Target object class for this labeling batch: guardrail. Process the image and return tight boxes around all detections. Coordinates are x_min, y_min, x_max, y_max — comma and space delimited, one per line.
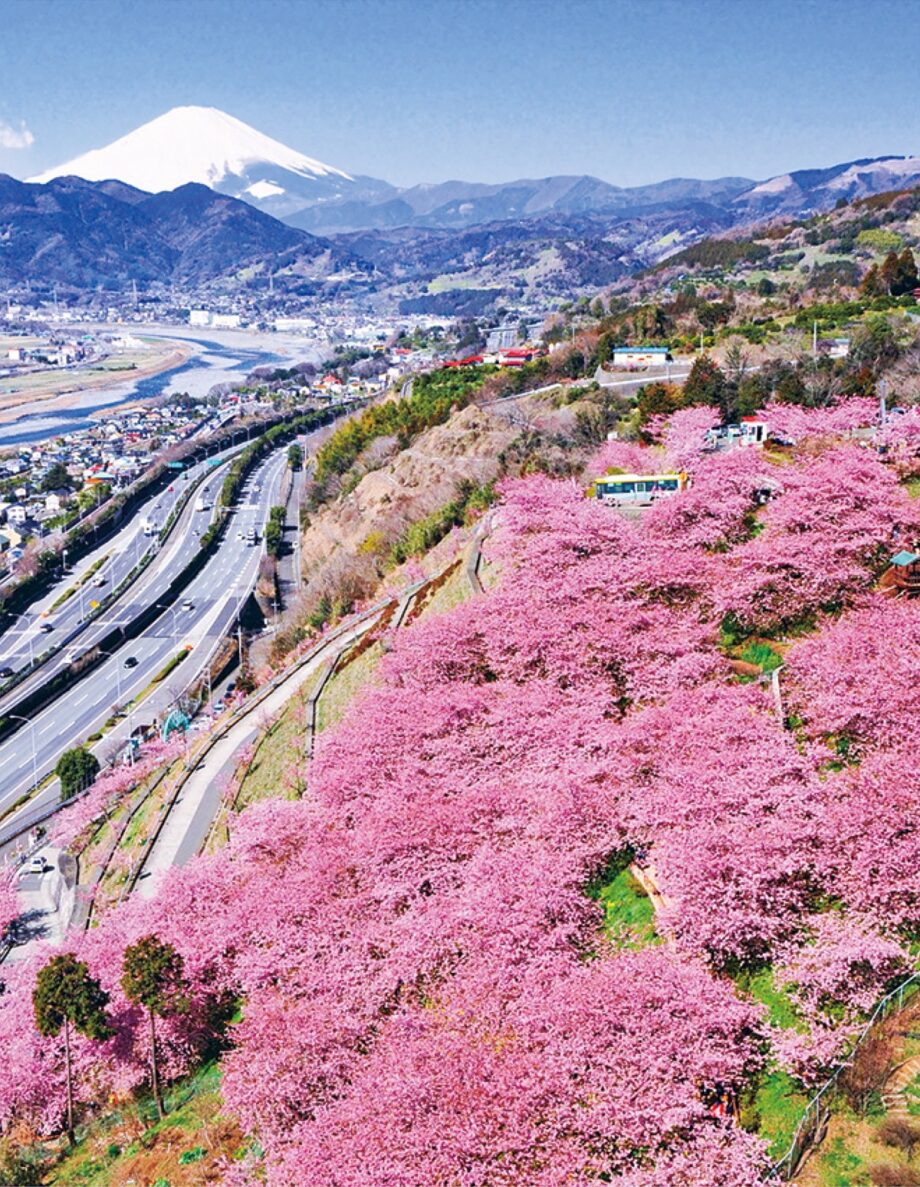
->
0, 460, 224, 720
768, 971, 920, 1179
123, 593, 400, 896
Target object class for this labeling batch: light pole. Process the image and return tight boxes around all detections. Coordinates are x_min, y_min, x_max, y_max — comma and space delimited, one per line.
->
9, 714, 39, 791
9, 611, 35, 670
97, 648, 123, 704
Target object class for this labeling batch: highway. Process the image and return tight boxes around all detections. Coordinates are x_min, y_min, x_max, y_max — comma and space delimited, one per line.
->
0, 445, 289, 831
0, 444, 245, 691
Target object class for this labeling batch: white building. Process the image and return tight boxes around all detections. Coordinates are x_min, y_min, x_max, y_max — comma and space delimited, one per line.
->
610, 345, 672, 368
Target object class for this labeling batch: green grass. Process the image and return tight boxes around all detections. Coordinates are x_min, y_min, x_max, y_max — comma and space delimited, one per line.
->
739, 641, 784, 673
742, 1068, 809, 1161
905, 1073, 920, 1116
736, 968, 810, 1162
149, 649, 188, 685
812, 1135, 864, 1187
905, 476, 920, 499
316, 642, 384, 734
49, 584, 78, 611
743, 967, 804, 1031
413, 562, 473, 621
235, 690, 317, 808
595, 867, 658, 950
46, 1061, 227, 1186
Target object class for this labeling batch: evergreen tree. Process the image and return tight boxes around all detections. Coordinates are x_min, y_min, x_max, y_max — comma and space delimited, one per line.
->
121, 936, 188, 1119
682, 355, 726, 411
636, 382, 682, 424
859, 263, 883, 297
55, 747, 100, 801
33, 954, 111, 1144
40, 462, 73, 493
896, 248, 918, 296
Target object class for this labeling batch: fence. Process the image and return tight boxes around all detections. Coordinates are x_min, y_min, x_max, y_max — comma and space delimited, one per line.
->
768, 971, 920, 1179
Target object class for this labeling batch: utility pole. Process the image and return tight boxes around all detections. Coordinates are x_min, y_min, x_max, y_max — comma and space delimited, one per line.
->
879, 378, 889, 427
9, 715, 39, 790
813, 320, 818, 356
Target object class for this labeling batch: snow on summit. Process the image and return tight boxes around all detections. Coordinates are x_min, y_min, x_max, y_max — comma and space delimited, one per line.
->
29, 105, 353, 195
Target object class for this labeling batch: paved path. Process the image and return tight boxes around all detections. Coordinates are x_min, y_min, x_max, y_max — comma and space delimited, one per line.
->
5, 845, 76, 962
136, 607, 390, 895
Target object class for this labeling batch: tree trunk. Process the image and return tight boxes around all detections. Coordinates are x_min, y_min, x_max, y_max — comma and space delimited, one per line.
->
149, 1008, 164, 1119
64, 1020, 75, 1146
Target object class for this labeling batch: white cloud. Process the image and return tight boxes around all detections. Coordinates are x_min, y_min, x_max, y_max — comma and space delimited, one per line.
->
0, 120, 34, 150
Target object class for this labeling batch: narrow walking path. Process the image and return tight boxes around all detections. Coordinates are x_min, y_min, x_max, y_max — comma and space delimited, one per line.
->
136, 605, 390, 894
882, 1054, 920, 1119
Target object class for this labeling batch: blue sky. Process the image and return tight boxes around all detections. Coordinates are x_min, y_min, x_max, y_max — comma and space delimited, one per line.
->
1, 0, 918, 188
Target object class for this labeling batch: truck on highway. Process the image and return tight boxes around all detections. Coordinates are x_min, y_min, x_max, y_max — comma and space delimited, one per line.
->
141, 516, 157, 536
195, 494, 212, 513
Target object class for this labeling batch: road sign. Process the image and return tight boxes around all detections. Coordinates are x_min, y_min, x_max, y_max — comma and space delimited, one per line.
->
166, 461, 185, 470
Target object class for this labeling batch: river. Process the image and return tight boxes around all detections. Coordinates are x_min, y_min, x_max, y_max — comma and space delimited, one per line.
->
0, 326, 322, 447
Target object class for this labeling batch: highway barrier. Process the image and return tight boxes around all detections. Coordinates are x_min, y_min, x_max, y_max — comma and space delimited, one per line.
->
0, 406, 352, 754
0, 403, 347, 629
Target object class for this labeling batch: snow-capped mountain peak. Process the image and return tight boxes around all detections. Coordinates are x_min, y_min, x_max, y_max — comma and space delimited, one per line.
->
29, 105, 354, 206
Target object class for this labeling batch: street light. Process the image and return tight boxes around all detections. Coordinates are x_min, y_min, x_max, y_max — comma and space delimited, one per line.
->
97, 648, 138, 766
97, 648, 123, 704
8, 611, 35, 670
8, 713, 39, 791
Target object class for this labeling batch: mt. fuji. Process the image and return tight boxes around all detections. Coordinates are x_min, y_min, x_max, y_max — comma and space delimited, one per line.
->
29, 106, 393, 219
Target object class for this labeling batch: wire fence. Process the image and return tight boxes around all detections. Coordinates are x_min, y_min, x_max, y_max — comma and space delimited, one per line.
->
768, 971, 920, 1179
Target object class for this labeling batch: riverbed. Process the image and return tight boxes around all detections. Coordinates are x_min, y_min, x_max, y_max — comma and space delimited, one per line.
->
0, 325, 323, 447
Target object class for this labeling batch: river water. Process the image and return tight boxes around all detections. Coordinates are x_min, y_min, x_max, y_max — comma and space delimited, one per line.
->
0, 328, 320, 447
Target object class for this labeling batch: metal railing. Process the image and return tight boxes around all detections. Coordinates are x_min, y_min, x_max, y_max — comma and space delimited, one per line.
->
768, 971, 920, 1179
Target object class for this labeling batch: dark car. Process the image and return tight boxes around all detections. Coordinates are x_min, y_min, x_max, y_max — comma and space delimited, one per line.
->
0, 666, 14, 678
123, 656, 139, 669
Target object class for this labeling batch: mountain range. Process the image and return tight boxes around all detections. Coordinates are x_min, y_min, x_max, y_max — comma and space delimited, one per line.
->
0, 172, 371, 293
8, 106, 920, 308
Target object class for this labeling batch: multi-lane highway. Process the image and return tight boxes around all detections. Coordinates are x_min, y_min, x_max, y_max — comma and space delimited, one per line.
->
0, 445, 244, 690
0, 444, 289, 831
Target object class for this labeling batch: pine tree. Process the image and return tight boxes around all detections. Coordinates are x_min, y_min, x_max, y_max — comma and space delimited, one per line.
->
33, 954, 112, 1145
896, 248, 918, 296
860, 263, 883, 297
121, 936, 188, 1119
879, 250, 901, 295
